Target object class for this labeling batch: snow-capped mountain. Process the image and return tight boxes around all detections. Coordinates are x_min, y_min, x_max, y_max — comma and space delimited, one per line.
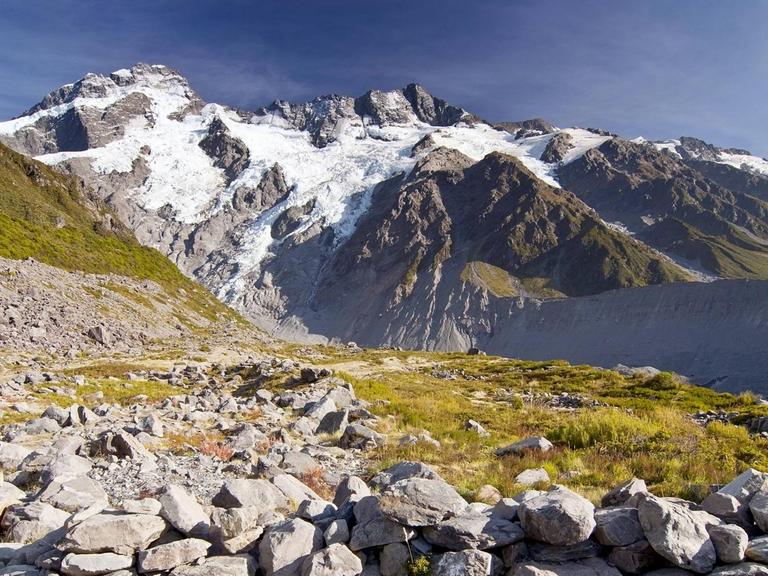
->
2, 63, 768, 353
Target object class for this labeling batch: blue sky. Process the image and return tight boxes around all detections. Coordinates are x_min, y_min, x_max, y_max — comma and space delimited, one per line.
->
2, 0, 767, 155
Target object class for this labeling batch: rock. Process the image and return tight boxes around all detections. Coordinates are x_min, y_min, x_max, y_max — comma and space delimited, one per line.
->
0, 442, 32, 470
423, 511, 525, 550
496, 436, 553, 457
710, 563, 768, 575
97, 431, 155, 462
349, 496, 415, 551
38, 476, 108, 513
297, 499, 337, 524
701, 492, 751, 528
0, 566, 41, 576
87, 326, 110, 346
432, 550, 503, 576
334, 476, 371, 507
1, 502, 70, 543
515, 468, 550, 485
750, 490, 768, 531
593, 506, 643, 546
158, 484, 210, 537
137, 538, 211, 573
120, 499, 162, 515
170, 555, 256, 576
379, 543, 408, 576
518, 486, 596, 546
273, 473, 321, 503
339, 424, 383, 451
465, 419, 490, 437
281, 451, 320, 477
637, 494, 716, 573
379, 477, 467, 526
370, 461, 444, 490
316, 410, 349, 435
213, 478, 288, 509
476, 484, 502, 504
300, 543, 362, 576
259, 518, 323, 576
0, 482, 26, 515
210, 507, 263, 540
602, 478, 648, 507
607, 539, 664, 574
59, 513, 167, 555
493, 498, 520, 520
708, 524, 747, 564
527, 540, 601, 563
513, 557, 622, 576
60, 552, 133, 576
746, 535, 768, 563
718, 468, 768, 504
324, 519, 350, 545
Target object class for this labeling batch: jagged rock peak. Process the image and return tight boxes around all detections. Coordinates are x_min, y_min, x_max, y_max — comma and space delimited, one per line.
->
22, 63, 197, 116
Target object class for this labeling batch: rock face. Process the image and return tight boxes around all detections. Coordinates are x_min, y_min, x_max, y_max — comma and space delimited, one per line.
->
518, 486, 596, 546
60, 513, 167, 555
378, 478, 467, 526
637, 494, 717, 573
259, 518, 323, 576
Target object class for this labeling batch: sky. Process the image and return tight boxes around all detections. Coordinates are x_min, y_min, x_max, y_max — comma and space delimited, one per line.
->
2, 0, 767, 155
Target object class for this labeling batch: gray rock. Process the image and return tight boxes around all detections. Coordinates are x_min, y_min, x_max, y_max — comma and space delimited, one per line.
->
432, 550, 503, 576
527, 540, 601, 563
349, 496, 415, 551
339, 424, 383, 451
300, 543, 362, 576
210, 506, 263, 540
213, 478, 288, 509
708, 524, 747, 564
60, 552, 133, 576
718, 468, 768, 504
602, 478, 648, 507
0, 482, 26, 514
701, 492, 752, 528
0, 442, 32, 470
370, 461, 444, 490
158, 484, 210, 537
281, 451, 320, 476
746, 535, 768, 563
378, 477, 467, 526
297, 499, 337, 523
496, 436, 553, 457
324, 519, 350, 545
1, 502, 70, 543
750, 490, 768, 531
0, 567, 41, 576
513, 557, 622, 576
518, 486, 596, 546
259, 518, 323, 576
273, 473, 321, 503
637, 494, 716, 573
593, 506, 643, 546
334, 476, 371, 507
465, 419, 490, 437
492, 498, 520, 521
39, 476, 108, 513
170, 555, 256, 576
607, 539, 664, 574
379, 543, 408, 576
515, 468, 550, 486
710, 563, 768, 575
59, 513, 167, 555
423, 511, 524, 550
316, 410, 349, 435
136, 538, 211, 573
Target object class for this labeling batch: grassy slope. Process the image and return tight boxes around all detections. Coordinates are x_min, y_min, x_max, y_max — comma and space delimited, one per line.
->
0, 143, 241, 323
286, 345, 768, 502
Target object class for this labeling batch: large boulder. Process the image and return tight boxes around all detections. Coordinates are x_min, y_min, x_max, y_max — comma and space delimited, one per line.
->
169, 555, 256, 576
300, 543, 362, 576
378, 478, 467, 526
593, 506, 644, 546
518, 486, 596, 546
59, 513, 167, 555
432, 550, 503, 576
60, 552, 133, 576
750, 490, 768, 531
349, 496, 415, 551
718, 468, 768, 504
259, 518, 323, 576
607, 539, 664, 574
1, 502, 70, 543
514, 557, 622, 576
746, 536, 768, 563
602, 478, 648, 507
38, 477, 108, 513
158, 484, 210, 537
423, 511, 524, 550
370, 461, 443, 490
710, 563, 768, 575
212, 479, 288, 509
339, 424, 383, 451
137, 538, 211, 573
637, 494, 716, 573
708, 524, 747, 564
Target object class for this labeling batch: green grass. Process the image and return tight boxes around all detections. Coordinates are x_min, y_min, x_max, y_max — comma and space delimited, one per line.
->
0, 143, 243, 325
33, 378, 185, 407
283, 349, 768, 502
461, 261, 518, 297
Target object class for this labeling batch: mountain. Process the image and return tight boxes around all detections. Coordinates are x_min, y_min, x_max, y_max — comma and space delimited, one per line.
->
1, 63, 767, 389
0, 140, 245, 353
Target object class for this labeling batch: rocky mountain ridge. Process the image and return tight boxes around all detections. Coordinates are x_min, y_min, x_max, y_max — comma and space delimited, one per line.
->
2, 64, 768, 389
